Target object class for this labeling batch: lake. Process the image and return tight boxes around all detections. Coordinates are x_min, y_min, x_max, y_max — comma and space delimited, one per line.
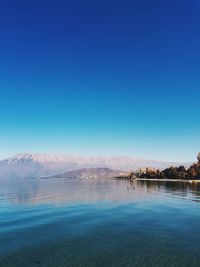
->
0, 178, 200, 267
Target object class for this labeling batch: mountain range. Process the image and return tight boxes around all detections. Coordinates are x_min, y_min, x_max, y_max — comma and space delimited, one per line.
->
0, 153, 191, 179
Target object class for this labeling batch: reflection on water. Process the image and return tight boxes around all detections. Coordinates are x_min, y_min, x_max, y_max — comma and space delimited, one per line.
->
0, 178, 200, 266
1, 178, 200, 205
134, 180, 200, 202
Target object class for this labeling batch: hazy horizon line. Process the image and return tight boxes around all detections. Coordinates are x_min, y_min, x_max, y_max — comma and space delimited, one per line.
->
0, 151, 195, 163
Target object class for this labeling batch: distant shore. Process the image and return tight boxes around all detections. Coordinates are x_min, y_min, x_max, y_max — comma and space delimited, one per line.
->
116, 153, 200, 182
134, 178, 200, 183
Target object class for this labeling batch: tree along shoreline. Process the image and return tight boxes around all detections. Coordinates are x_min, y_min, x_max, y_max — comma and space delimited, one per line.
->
116, 153, 200, 181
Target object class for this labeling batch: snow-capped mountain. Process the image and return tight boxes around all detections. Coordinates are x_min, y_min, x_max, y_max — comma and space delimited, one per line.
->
0, 153, 190, 179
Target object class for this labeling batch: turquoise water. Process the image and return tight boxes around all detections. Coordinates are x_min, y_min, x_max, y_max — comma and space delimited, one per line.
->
0, 178, 200, 267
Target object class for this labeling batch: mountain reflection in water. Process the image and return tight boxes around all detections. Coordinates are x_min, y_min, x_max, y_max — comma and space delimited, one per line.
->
1, 178, 200, 205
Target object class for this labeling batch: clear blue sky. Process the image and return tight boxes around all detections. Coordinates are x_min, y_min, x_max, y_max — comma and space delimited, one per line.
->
0, 0, 200, 161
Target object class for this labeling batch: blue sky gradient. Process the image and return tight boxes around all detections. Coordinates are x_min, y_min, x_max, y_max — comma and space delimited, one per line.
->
0, 0, 200, 161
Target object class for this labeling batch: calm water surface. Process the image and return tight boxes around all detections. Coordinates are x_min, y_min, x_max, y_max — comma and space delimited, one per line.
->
0, 178, 200, 267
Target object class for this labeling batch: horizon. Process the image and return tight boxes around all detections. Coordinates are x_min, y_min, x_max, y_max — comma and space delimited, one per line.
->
0, 151, 197, 163
0, 0, 200, 162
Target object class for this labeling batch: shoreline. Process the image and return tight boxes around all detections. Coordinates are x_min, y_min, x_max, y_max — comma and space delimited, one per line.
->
134, 178, 200, 183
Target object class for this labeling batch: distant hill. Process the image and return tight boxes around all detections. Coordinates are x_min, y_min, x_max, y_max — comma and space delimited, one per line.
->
46, 168, 126, 179
0, 153, 192, 179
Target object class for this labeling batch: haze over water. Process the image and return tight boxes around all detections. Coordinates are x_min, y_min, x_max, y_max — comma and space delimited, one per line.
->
0, 178, 200, 267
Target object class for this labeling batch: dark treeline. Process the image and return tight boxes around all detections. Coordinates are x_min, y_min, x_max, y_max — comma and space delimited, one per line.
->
117, 153, 200, 180
138, 164, 200, 180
